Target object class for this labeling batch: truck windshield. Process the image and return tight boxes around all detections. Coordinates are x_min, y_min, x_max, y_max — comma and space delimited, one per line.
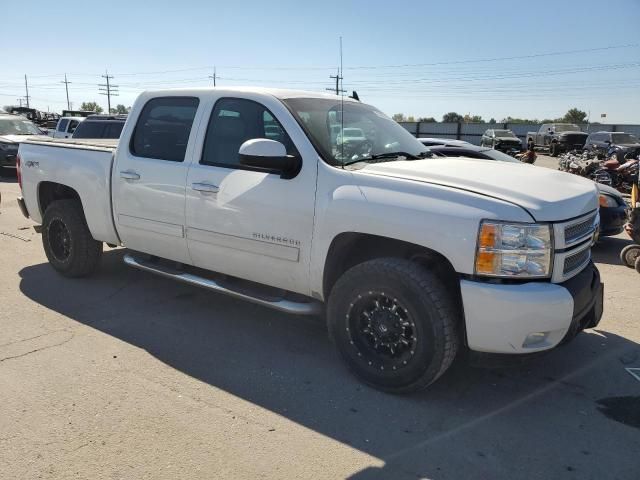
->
282, 98, 430, 166
554, 124, 580, 132
0, 118, 41, 135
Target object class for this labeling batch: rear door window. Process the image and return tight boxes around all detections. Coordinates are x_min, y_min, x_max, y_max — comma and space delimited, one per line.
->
131, 97, 199, 162
57, 119, 69, 132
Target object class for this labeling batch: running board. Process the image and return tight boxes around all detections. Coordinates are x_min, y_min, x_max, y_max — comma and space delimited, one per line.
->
123, 253, 323, 316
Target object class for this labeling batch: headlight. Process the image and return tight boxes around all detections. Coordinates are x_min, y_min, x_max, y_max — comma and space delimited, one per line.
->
598, 194, 618, 208
475, 221, 553, 278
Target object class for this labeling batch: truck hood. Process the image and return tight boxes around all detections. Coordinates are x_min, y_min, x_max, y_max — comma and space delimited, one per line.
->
360, 158, 598, 222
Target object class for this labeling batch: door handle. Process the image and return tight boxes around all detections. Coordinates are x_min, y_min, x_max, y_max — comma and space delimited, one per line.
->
120, 170, 140, 181
192, 182, 219, 194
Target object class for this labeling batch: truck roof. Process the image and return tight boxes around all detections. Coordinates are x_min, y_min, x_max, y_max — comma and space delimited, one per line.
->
137, 86, 358, 102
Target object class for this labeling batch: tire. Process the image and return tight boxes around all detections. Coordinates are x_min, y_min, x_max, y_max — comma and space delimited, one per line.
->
327, 258, 460, 393
619, 244, 640, 268
42, 199, 102, 277
635, 256, 640, 274
550, 142, 559, 157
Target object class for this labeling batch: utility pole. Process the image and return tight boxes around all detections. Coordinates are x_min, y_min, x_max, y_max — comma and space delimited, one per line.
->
24, 74, 31, 108
208, 66, 217, 87
17, 98, 23, 107
327, 69, 345, 95
61, 74, 72, 110
98, 70, 119, 113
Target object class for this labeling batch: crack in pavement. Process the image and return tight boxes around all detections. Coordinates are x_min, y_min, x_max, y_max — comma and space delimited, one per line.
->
0, 332, 75, 363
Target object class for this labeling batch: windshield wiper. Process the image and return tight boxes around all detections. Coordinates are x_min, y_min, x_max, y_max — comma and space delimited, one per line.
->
343, 150, 431, 166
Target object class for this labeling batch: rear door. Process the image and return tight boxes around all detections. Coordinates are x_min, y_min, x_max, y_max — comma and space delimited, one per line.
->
184, 95, 317, 295
112, 96, 202, 264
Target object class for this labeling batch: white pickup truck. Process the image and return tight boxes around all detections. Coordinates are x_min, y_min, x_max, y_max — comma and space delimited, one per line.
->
16, 87, 603, 392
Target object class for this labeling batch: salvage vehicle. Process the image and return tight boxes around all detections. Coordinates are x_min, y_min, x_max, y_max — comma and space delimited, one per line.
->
479, 129, 522, 153
0, 113, 43, 176
527, 123, 589, 157
584, 131, 640, 160
72, 114, 127, 139
50, 117, 85, 139
16, 88, 603, 393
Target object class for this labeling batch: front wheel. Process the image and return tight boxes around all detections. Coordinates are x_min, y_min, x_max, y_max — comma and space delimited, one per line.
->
42, 199, 102, 277
327, 258, 460, 393
550, 142, 560, 157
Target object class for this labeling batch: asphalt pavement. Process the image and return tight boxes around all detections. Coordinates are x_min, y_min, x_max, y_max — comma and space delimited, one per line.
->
0, 161, 638, 480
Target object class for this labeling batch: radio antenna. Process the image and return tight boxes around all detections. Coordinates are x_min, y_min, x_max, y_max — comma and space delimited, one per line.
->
340, 36, 345, 167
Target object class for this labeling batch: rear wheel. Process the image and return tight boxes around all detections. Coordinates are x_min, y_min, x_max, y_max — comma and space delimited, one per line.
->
327, 258, 460, 393
42, 199, 102, 277
620, 244, 640, 268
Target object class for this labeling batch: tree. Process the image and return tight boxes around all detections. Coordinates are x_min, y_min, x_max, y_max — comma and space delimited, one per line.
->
80, 101, 103, 113
488, 118, 497, 124
463, 114, 484, 123
392, 113, 406, 122
110, 104, 129, 114
417, 116, 436, 123
406, 115, 415, 122
442, 112, 463, 123
562, 108, 587, 124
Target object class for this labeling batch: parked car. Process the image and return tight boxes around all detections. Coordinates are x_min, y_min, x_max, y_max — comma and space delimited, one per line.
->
50, 117, 85, 139
480, 129, 522, 152
429, 144, 625, 237
418, 137, 472, 147
584, 131, 640, 159
596, 183, 628, 237
0, 114, 43, 176
17, 87, 602, 393
72, 115, 127, 139
427, 144, 521, 162
527, 123, 589, 157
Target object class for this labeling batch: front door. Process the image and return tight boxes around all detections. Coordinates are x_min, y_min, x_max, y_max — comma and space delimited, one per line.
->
185, 96, 317, 295
112, 96, 201, 264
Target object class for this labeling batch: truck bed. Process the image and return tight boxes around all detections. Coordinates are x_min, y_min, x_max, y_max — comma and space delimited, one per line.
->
18, 137, 120, 245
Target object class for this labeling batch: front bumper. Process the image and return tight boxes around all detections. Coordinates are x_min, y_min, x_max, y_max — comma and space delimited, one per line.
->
599, 204, 627, 236
460, 263, 603, 354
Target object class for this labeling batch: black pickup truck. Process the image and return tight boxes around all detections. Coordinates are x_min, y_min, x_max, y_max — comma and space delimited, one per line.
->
526, 123, 589, 156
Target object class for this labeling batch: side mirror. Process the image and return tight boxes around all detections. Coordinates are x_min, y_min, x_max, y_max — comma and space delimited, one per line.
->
605, 140, 611, 144
238, 138, 301, 179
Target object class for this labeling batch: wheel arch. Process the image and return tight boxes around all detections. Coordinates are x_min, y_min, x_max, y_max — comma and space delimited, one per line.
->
37, 181, 84, 219
322, 232, 460, 303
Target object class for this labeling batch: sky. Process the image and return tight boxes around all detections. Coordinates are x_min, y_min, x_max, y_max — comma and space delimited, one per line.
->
1, 0, 639, 123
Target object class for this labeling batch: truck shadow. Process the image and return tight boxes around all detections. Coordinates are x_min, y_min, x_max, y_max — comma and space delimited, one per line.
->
18, 249, 640, 480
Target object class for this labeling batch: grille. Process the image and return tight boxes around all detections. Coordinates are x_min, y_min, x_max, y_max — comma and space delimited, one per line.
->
564, 248, 590, 275
565, 215, 596, 244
